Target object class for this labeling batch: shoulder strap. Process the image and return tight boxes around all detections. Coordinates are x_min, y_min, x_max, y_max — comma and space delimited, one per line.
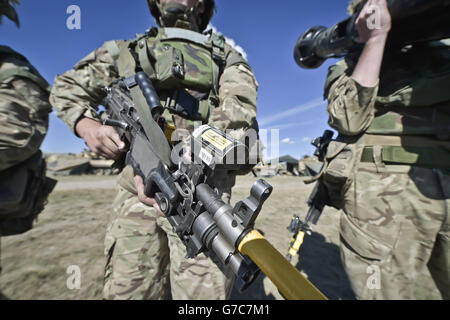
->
104, 40, 121, 61
210, 32, 226, 66
207, 32, 227, 107
106, 37, 172, 167
116, 41, 138, 78
109, 35, 157, 80
135, 35, 156, 79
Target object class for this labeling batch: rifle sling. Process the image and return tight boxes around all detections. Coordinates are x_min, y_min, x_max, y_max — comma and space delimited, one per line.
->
115, 40, 173, 168
128, 84, 173, 168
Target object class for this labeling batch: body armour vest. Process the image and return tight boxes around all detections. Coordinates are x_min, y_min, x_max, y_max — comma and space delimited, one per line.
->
105, 28, 242, 129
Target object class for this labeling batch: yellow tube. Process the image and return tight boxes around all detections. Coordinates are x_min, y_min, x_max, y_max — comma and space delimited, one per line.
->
238, 230, 327, 300
288, 231, 305, 257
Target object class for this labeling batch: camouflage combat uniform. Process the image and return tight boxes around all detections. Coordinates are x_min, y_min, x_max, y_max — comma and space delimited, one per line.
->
50, 29, 258, 300
0, 46, 51, 172
0, 46, 54, 268
323, 43, 450, 299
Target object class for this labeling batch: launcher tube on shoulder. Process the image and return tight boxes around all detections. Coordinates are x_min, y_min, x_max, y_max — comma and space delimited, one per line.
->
294, 0, 450, 69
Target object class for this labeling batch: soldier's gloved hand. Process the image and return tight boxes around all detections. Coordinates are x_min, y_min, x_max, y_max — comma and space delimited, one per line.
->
355, 0, 391, 43
75, 117, 126, 160
134, 175, 165, 217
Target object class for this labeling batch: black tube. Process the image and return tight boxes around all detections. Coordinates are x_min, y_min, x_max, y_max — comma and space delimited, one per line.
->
294, 0, 450, 69
135, 71, 164, 119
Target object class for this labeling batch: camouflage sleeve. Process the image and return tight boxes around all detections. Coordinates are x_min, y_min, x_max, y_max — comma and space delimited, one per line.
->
325, 59, 379, 136
50, 41, 120, 133
0, 74, 51, 171
208, 46, 258, 139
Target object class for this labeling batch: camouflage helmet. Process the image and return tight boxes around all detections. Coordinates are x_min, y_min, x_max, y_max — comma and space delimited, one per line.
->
147, 0, 215, 32
0, 0, 19, 27
347, 0, 367, 15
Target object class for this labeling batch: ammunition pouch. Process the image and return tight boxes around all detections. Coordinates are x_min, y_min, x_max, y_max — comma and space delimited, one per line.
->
319, 137, 364, 209
151, 29, 217, 92
0, 151, 57, 236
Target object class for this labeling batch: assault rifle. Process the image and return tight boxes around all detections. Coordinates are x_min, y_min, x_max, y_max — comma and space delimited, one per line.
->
102, 72, 327, 299
294, 0, 450, 69
286, 130, 333, 262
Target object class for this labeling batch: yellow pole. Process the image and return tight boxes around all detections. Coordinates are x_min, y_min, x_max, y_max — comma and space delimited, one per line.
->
288, 230, 306, 259
238, 230, 327, 300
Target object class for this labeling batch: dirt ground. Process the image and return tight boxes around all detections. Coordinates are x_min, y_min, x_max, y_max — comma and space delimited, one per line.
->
0, 175, 442, 300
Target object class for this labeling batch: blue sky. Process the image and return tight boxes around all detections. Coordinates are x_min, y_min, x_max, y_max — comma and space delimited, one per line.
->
1, 0, 350, 160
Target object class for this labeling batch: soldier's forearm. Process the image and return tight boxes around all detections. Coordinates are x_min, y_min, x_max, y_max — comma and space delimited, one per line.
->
351, 34, 388, 88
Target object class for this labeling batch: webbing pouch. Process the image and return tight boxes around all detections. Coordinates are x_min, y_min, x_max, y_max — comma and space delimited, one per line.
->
155, 45, 185, 88
0, 151, 57, 236
322, 142, 361, 209
153, 39, 214, 92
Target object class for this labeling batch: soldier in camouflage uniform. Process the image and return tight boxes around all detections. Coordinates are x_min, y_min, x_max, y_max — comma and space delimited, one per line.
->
0, 0, 55, 271
322, 0, 450, 299
50, 0, 259, 300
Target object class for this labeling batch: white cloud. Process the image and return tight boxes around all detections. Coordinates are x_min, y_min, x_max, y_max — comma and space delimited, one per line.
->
206, 24, 248, 61
301, 137, 311, 143
259, 98, 325, 127
261, 120, 316, 131
281, 138, 296, 145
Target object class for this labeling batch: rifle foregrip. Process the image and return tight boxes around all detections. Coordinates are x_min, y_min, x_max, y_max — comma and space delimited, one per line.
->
135, 71, 163, 119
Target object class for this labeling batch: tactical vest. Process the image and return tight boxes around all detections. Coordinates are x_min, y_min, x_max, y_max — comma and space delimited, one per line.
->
326, 44, 450, 137
368, 44, 450, 137
324, 44, 450, 170
105, 28, 238, 131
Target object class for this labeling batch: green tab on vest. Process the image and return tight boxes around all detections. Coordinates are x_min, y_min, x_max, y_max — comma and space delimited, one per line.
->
361, 146, 450, 169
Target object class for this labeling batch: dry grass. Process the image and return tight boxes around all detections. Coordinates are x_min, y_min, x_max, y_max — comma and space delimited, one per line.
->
0, 175, 442, 300
0, 188, 115, 300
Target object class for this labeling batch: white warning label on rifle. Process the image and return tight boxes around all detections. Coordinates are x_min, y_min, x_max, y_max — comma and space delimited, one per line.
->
201, 129, 232, 152
199, 148, 213, 166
